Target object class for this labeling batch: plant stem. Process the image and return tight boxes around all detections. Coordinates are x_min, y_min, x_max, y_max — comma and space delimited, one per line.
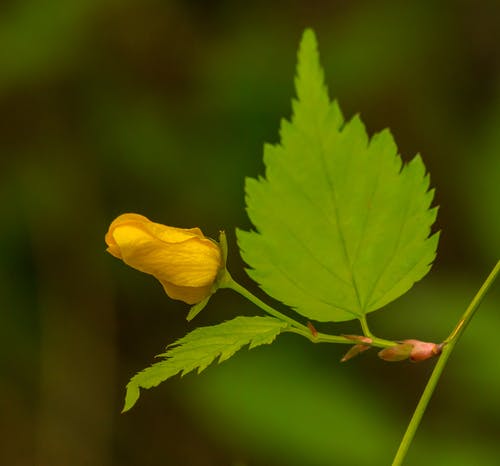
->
222, 273, 311, 334
359, 315, 397, 348
359, 315, 374, 338
221, 272, 396, 348
391, 260, 500, 466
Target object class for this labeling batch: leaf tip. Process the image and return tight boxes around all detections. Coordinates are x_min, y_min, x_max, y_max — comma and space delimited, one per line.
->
301, 28, 317, 46
297, 27, 320, 68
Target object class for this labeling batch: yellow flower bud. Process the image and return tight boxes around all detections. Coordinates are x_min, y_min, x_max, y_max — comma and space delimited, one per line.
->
105, 213, 223, 304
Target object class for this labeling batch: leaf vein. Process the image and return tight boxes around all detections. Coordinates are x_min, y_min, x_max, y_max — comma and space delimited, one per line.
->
364, 171, 416, 309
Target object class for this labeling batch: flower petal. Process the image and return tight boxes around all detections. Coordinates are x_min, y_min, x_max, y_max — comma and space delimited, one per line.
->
112, 224, 221, 287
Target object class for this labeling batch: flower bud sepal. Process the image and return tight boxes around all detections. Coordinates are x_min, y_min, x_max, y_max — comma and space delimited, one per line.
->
186, 230, 229, 321
186, 296, 211, 321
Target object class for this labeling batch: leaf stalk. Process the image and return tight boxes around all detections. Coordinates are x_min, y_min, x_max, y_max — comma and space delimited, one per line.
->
222, 272, 396, 349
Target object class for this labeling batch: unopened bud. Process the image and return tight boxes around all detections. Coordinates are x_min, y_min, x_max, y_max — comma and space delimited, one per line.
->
342, 334, 373, 345
378, 343, 413, 362
307, 321, 318, 338
402, 339, 442, 362
341, 344, 371, 362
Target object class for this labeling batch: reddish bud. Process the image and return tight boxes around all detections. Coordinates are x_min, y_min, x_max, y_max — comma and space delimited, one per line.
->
307, 321, 318, 338
342, 334, 373, 345
402, 339, 443, 362
341, 344, 371, 362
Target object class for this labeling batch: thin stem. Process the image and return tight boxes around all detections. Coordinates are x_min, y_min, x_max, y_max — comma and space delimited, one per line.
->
284, 326, 351, 344
391, 260, 500, 466
359, 314, 399, 348
221, 272, 396, 348
359, 315, 374, 338
221, 272, 310, 333
391, 342, 451, 466
443, 260, 500, 344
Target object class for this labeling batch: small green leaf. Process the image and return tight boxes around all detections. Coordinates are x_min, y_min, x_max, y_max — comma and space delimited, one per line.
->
123, 316, 288, 412
237, 28, 438, 323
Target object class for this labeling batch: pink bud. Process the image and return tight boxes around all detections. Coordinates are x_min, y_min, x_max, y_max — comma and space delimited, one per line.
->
402, 339, 442, 362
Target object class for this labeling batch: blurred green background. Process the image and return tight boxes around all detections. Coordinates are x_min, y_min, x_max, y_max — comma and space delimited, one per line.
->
1, 1, 499, 465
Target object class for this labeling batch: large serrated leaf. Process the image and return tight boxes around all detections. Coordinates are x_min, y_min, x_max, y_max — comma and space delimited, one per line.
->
237, 29, 439, 323
123, 316, 288, 412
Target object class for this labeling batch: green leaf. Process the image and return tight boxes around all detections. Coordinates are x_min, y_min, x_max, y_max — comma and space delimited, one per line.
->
123, 316, 288, 412
237, 28, 439, 323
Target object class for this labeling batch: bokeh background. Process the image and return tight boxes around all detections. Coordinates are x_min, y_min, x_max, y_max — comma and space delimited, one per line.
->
1, 1, 499, 465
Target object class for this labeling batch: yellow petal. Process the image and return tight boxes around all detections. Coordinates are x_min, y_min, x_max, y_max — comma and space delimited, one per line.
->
159, 282, 212, 305
112, 225, 220, 287
105, 213, 150, 259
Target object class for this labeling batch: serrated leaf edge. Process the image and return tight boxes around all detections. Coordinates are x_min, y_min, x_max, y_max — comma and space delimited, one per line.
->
122, 316, 288, 412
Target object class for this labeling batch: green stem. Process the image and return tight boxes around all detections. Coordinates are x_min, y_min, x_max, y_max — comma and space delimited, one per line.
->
221, 272, 396, 348
359, 315, 374, 338
359, 314, 396, 348
222, 273, 310, 335
391, 260, 500, 466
